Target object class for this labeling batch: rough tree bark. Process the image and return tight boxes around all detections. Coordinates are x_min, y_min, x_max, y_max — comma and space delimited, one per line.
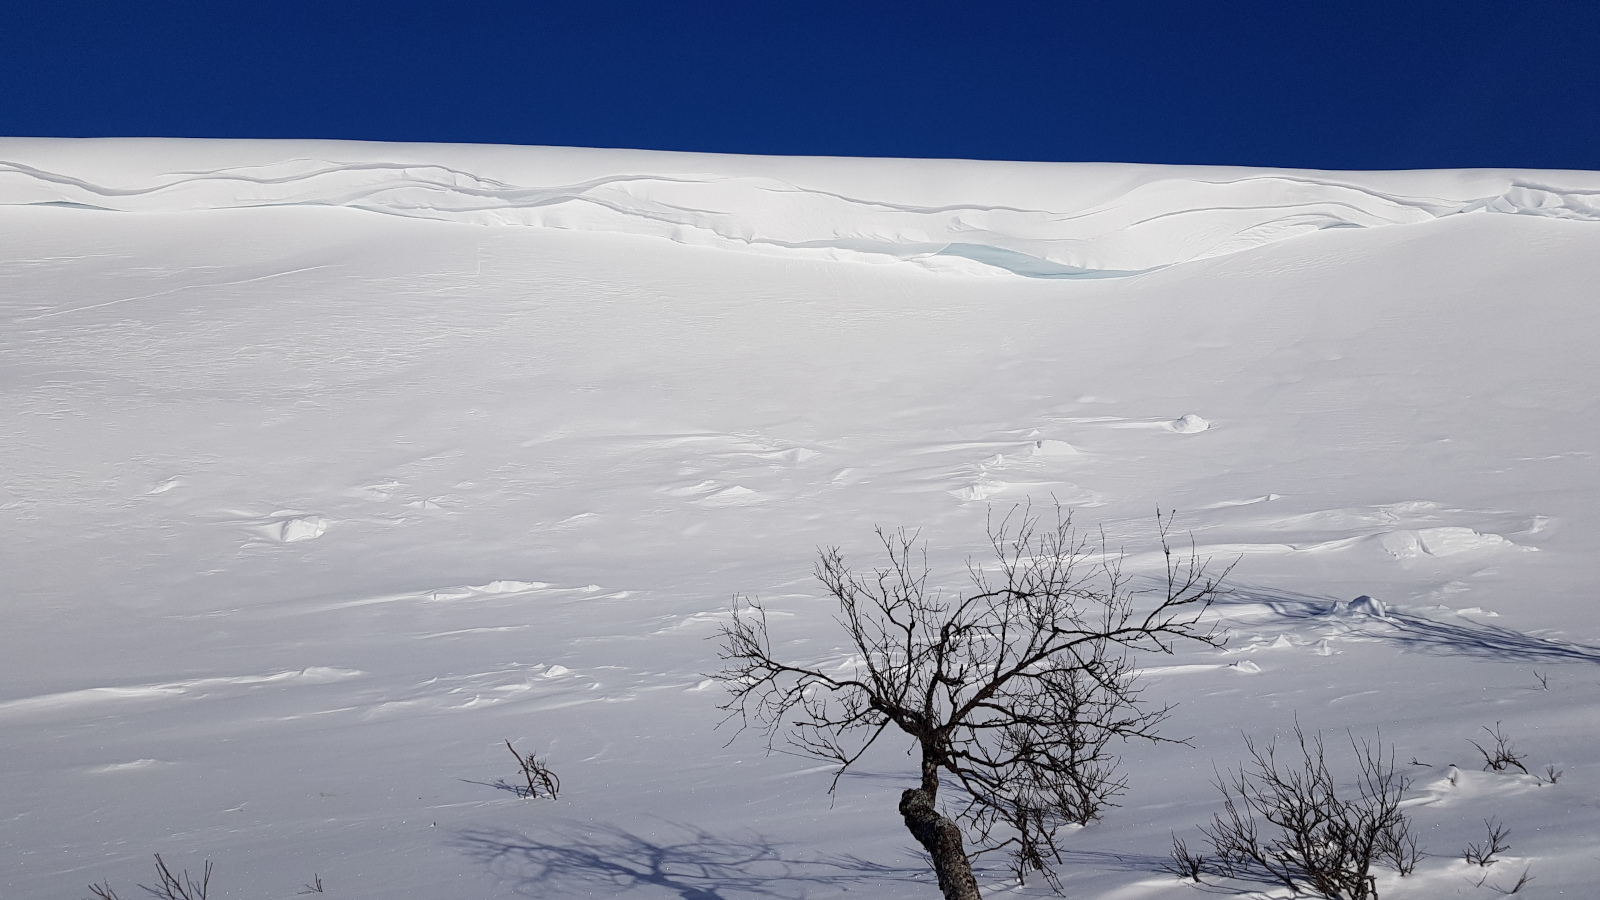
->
900, 784, 983, 900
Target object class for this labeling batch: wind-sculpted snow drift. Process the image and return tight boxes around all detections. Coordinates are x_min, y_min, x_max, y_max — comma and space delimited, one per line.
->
3, 155, 1599, 276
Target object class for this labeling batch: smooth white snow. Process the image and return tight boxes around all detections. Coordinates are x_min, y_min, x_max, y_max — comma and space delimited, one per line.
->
2, 137, 1599, 899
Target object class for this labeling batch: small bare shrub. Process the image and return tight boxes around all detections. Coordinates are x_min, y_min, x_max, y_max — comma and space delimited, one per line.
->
297, 873, 325, 894
1536, 764, 1562, 785
1381, 822, 1423, 876
146, 855, 211, 900
1463, 818, 1511, 867
1162, 834, 1208, 882
506, 739, 560, 799
87, 855, 211, 900
1469, 723, 1528, 774
1199, 723, 1418, 900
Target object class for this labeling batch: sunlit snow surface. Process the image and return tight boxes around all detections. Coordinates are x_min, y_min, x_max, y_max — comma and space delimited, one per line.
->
3, 138, 1599, 899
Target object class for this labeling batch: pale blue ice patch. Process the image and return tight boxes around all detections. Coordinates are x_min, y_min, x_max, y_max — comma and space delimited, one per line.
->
934, 243, 1144, 279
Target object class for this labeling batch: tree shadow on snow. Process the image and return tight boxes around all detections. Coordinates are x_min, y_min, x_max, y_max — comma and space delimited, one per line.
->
459, 777, 539, 798
1221, 586, 1600, 666
1047, 846, 1174, 875
1054, 845, 1323, 895
457, 821, 928, 899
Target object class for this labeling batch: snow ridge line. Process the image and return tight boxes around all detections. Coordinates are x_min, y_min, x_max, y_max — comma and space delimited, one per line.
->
4, 159, 1597, 276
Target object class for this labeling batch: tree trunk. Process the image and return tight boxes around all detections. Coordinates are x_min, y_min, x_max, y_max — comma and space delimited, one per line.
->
899, 787, 982, 900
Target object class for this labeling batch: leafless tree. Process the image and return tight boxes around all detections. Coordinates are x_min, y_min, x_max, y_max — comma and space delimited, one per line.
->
714, 506, 1231, 900
1200, 723, 1418, 900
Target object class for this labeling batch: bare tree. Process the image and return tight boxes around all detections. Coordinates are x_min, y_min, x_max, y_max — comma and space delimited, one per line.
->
714, 506, 1230, 900
1200, 723, 1418, 900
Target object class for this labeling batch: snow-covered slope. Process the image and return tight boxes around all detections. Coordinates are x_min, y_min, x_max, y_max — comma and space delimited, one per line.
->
3, 138, 1598, 899
5, 138, 1600, 275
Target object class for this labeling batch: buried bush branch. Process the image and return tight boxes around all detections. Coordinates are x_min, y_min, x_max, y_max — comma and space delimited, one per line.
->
1469, 723, 1528, 774
88, 855, 213, 900
507, 740, 561, 800
1162, 833, 1209, 882
1490, 866, 1535, 895
1463, 818, 1511, 868
146, 855, 211, 900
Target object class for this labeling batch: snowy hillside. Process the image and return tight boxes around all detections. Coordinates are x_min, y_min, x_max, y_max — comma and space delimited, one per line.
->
6, 142, 1600, 276
3, 138, 1599, 899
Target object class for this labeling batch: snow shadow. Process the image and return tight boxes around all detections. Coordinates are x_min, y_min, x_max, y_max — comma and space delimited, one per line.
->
1222, 587, 1600, 666
1050, 847, 1174, 875
932, 243, 1139, 279
1052, 848, 1288, 895
457, 822, 926, 899
460, 777, 540, 799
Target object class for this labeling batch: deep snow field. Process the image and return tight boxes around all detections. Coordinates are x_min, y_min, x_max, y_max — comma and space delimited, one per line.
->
3, 138, 1600, 900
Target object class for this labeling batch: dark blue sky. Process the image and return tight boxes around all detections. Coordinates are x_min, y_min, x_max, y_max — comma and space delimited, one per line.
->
3, 1, 1596, 170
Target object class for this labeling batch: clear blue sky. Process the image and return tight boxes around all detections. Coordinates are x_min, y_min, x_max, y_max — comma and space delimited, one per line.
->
3, 1, 1596, 170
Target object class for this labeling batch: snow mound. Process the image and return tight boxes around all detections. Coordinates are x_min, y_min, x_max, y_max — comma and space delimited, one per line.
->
468, 580, 546, 594
698, 485, 763, 507
248, 514, 329, 543
4, 156, 1599, 276
1416, 526, 1513, 556
1029, 439, 1081, 458
1380, 527, 1513, 558
1337, 595, 1389, 617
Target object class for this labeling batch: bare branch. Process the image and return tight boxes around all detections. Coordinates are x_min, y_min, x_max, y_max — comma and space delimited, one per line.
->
1464, 818, 1511, 867
1470, 722, 1529, 774
1199, 723, 1418, 900
142, 855, 211, 900
506, 740, 560, 800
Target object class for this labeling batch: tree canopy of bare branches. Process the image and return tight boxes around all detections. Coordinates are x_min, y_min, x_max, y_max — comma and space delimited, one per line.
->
1200, 723, 1419, 900
714, 506, 1231, 900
